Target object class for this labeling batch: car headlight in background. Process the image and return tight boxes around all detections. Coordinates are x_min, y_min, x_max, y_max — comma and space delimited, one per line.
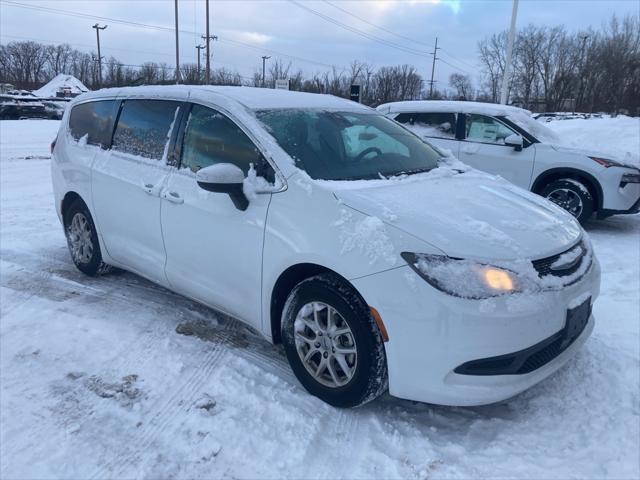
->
588, 156, 624, 168
401, 252, 521, 299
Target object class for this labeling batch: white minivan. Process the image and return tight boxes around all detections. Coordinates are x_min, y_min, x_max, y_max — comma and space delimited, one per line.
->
377, 101, 640, 223
52, 86, 600, 408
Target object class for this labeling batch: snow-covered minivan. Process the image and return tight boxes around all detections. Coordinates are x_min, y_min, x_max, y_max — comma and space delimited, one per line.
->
377, 101, 640, 223
52, 86, 600, 408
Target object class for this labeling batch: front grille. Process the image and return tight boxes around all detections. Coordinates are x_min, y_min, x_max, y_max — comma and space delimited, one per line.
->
532, 240, 586, 278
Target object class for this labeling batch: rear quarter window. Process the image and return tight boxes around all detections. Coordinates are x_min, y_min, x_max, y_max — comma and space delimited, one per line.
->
394, 112, 457, 139
112, 100, 180, 161
68, 100, 119, 148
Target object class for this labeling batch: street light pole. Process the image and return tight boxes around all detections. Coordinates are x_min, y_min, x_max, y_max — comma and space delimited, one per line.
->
500, 0, 519, 105
174, 0, 180, 84
92, 24, 107, 88
261, 55, 271, 87
205, 0, 211, 84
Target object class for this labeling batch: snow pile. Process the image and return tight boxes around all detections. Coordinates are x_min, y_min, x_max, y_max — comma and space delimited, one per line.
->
33, 74, 88, 99
545, 115, 640, 167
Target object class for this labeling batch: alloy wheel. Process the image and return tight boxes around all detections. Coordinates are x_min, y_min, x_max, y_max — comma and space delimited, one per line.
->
294, 301, 358, 388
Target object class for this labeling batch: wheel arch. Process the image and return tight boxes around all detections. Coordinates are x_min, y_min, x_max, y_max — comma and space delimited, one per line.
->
269, 263, 366, 344
531, 168, 603, 211
61, 191, 85, 219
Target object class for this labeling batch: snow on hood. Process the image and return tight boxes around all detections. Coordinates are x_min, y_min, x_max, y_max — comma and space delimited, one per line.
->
330, 168, 581, 262
547, 144, 640, 170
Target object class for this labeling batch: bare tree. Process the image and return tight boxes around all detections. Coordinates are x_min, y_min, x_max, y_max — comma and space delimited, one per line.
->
449, 73, 473, 99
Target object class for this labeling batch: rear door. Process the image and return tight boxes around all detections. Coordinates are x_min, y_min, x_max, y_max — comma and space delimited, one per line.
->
91, 99, 183, 284
161, 103, 274, 328
393, 111, 461, 157
459, 113, 536, 187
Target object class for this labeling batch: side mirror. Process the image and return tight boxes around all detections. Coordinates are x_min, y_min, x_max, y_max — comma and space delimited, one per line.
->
504, 133, 524, 151
196, 163, 249, 211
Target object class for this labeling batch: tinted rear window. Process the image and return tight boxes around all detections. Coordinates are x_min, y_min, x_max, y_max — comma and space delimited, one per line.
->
68, 100, 119, 148
112, 100, 180, 160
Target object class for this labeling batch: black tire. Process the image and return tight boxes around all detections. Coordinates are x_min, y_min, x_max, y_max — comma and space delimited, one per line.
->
540, 178, 594, 223
63, 198, 111, 276
281, 273, 388, 408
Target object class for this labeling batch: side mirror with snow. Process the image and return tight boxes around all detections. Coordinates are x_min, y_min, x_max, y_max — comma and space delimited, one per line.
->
504, 134, 524, 152
196, 163, 249, 211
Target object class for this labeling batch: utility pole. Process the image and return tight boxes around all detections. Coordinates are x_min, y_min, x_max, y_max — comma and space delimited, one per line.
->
577, 34, 589, 112
196, 44, 205, 84
500, 0, 519, 105
201, 34, 218, 84
204, 0, 211, 84
174, 0, 180, 84
428, 37, 439, 98
92, 24, 107, 88
261, 55, 271, 87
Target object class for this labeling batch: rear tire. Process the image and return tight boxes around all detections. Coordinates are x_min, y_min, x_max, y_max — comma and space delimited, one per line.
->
541, 178, 594, 223
281, 273, 388, 408
63, 198, 111, 276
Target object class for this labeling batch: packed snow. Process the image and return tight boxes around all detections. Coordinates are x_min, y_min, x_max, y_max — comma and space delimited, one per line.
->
1, 118, 639, 479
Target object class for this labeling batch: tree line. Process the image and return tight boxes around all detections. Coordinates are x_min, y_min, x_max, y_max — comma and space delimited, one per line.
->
1, 13, 637, 113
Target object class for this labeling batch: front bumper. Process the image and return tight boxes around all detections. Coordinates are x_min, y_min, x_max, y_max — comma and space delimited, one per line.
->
352, 255, 601, 406
598, 166, 640, 216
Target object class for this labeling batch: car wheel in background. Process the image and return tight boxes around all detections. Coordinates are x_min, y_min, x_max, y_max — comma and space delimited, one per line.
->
281, 273, 388, 408
541, 178, 594, 223
63, 198, 111, 276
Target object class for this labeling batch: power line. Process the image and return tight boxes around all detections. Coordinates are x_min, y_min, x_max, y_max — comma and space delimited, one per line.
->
1, 0, 340, 71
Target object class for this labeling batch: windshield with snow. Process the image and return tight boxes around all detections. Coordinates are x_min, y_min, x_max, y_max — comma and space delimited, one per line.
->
504, 110, 562, 144
257, 110, 441, 180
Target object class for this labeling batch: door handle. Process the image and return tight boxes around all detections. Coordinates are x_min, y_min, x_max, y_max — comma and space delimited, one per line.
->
162, 190, 184, 204
142, 182, 155, 195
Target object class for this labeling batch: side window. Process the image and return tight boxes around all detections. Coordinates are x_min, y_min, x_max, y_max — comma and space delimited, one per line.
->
464, 114, 516, 145
180, 104, 270, 179
68, 100, 118, 148
394, 112, 457, 139
112, 100, 180, 160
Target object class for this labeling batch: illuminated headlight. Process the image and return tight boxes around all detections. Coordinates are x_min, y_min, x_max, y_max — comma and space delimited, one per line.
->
401, 252, 521, 299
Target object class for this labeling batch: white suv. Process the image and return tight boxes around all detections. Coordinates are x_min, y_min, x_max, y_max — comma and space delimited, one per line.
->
52, 86, 600, 407
377, 101, 640, 223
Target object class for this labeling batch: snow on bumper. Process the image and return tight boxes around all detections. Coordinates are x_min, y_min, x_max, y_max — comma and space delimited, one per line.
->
352, 255, 601, 406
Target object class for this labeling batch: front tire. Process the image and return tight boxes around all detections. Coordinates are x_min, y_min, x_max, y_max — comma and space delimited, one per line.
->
541, 178, 594, 223
63, 198, 110, 276
281, 273, 388, 408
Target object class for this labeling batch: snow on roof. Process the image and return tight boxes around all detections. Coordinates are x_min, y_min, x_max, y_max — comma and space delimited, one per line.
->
377, 100, 528, 116
74, 85, 370, 112
33, 74, 89, 98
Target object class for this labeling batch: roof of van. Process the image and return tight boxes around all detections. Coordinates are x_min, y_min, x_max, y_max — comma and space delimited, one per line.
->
376, 100, 528, 116
74, 85, 370, 112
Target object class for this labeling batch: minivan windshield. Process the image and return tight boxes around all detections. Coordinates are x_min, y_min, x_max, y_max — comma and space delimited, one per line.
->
257, 109, 441, 180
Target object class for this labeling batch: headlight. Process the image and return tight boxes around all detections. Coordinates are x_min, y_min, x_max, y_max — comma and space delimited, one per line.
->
401, 252, 521, 299
589, 156, 624, 168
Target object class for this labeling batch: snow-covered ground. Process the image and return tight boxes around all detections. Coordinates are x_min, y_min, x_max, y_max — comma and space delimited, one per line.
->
1, 118, 639, 479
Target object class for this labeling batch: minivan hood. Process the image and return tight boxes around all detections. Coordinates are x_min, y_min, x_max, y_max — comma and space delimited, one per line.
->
331, 171, 582, 261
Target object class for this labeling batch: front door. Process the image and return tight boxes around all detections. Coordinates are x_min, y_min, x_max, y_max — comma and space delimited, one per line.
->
458, 113, 536, 187
161, 103, 274, 328
91, 99, 182, 284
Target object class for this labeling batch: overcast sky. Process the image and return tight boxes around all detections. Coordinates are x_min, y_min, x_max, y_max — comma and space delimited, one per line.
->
1, 0, 637, 86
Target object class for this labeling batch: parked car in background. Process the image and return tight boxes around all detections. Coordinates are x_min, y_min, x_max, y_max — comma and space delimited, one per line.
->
42, 101, 66, 120
378, 101, 640, 223
0, 100, 48, 120
52, 86, 600, 408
